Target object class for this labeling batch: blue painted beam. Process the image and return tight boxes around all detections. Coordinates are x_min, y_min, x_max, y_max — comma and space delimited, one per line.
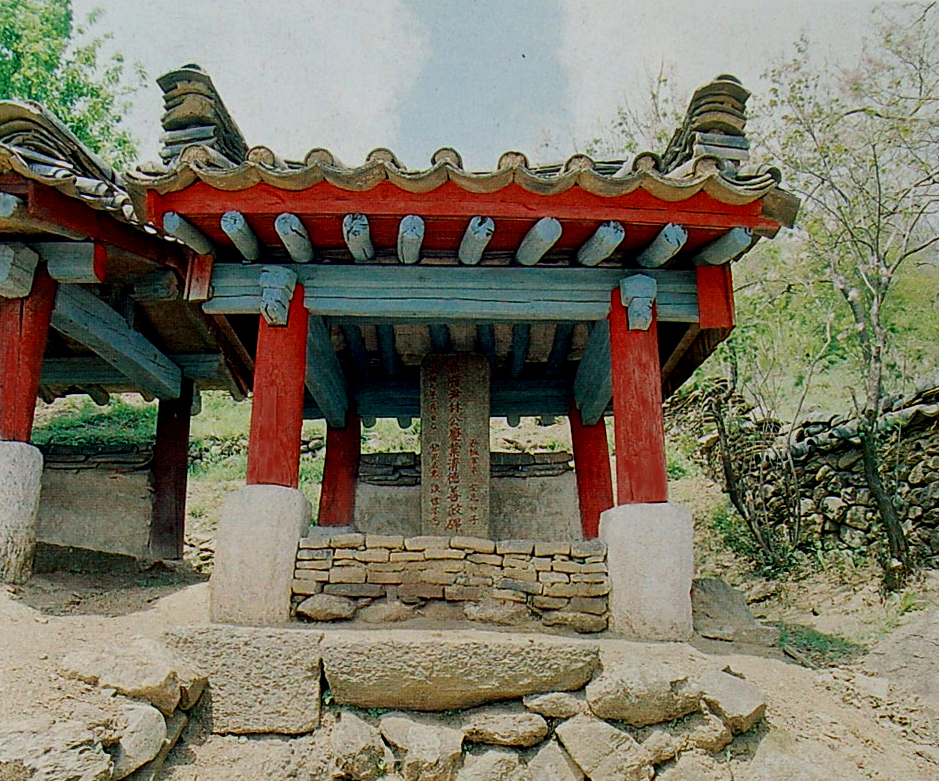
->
509, 324, 530, 379
476, 324, 496, 366
339, 323, 369, 382
545, 323, 575, 379
305, 315, 348, 428
428, 323, 452, 353
376, 324, 398, 379
573, 320, 612, 426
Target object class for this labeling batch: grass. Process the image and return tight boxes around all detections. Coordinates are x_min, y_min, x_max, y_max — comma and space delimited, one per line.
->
777, 623, 865, 666
32, 397, 156, 448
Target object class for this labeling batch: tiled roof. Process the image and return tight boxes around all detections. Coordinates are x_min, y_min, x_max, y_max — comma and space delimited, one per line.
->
125, 68, 797, 229
0, 101, 135, 222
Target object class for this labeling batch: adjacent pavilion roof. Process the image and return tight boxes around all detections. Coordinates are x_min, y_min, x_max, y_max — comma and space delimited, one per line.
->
0, 65, 799, 425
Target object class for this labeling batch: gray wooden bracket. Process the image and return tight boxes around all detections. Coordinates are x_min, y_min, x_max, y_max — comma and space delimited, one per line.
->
620, 274, 657, 331
0, 242, 39, 298
259, 265, 298, 326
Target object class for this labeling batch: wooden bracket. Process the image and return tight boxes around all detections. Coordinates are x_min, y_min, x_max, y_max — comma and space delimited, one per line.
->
185, 253, 214, 302
0, 242, 39, 298
619, 274, 657, 331
259, 265, 298, 326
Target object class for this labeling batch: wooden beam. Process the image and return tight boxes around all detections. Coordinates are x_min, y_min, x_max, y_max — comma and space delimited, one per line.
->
246, 286, 308, 488
397, 214, 424, 265
305, 315, 348, 428
696, 264, 735, 329
318, 415, 361, 527
133, 268, 181, 302
0, 191, 84, 239
428, 323, 451, 353
569, 402, 613, 540
458, 216, 494, 265
164, 211, 214, 255
259, 265, 297, 326
0, 267, 56, 440
40, 354, 233, 388
577, 221, 624, 266
342, 213, 374, 261
221, 210, 260, 262
185, 253, 213, 302
32, 242, 106, 284
151, 378, 193, 560
609, 291, 667, 503
50, 284, 182, 400
694, 227, 752, 265
340, 323, 369, 382
515, 217, 562, 266
376, 324, 398, 379
509, 323, 530, 379
275, 213, 314, 263
545, 322, 575, 378
476, 324, 496, 366
573, 320, 612, 426
0, 243, 39, 298
636, 223, 688, 268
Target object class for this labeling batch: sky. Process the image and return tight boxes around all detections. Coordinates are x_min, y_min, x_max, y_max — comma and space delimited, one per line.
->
72, 0, 889, 171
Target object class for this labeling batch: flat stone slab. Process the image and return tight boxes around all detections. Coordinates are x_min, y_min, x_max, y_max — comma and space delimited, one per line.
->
322, 630, 599, 711
164, 625, 322, 735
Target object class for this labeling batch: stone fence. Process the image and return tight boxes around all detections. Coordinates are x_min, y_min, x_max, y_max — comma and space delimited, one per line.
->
291, 529, 610, 633
667, 382, 939, 563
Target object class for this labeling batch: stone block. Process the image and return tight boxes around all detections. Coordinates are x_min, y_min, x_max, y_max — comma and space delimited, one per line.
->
291, 579, 322, 596
424, 548, 466, 559
523, 691, 586, 719
390, 550, 425, 562
496, 539, 534, 555
354, 548, 390, 563
532, 595, 569, 609
542, 611, 608, 634
540, 571, 570, 584
330, 532, 366, 548
568, 597, 608, 615
165, 625, 322, 735
321, 629, 599, 711
502, 567, 538, 583
297, 593, 358, 621
397, 583, 444, 601
366, 533, 404, 549
461, 704, 548, 747
570, 540, 606, 558
552, 559, 581, 573
527, 738, 584, 781
324, 583, 386, 598
600, 503, 693, 641
451, 535, 496, 553
366, 570, 405, 584
491, 588, 529, 602
444, 585, 485, 601
699, 669, 767, 734
293, 569, 328, 581
405, 535, 450, 550
296, 557, 331, 569
211, 485, 310, 625
330, 566, 367, 584
0, 441, 43, 583
468, 553, 503, 566
380, 713, 464, 781
534, 541, 571, 557
496, 578, 542, 595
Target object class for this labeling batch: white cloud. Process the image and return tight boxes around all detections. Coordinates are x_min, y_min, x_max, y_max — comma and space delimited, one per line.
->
73, 0, 431, 164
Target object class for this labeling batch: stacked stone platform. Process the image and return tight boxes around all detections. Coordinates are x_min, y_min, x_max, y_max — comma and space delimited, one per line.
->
291, 529, 610, 632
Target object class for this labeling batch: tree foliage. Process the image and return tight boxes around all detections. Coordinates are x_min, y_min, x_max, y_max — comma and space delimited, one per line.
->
0, 0, 143, 167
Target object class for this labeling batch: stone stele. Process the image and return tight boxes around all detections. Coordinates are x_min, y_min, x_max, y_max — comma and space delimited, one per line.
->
420, 353, 490, 537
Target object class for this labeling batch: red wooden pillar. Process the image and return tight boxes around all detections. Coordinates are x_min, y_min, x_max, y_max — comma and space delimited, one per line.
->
0, 267, 57, 442
609, 289, 668, 504
569, 402, 614, 539
697, 265, 736, 330
318, 414, 362, 527
150, 378, 194, 560
246, 286, 308, 488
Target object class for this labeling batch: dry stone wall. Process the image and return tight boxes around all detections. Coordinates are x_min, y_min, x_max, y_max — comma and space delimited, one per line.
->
291, 529, 610, 633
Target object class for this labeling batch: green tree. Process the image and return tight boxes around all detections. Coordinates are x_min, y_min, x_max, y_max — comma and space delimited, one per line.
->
764, 2, 939, 580
0, 0, 143, 167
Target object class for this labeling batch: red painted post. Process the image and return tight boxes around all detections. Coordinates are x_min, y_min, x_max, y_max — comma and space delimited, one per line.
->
609, 289, 668, 504
0, 266, 57, 442
568, 402, 614, 539
318, 414, 362, 527
246, 286, 308, 488
150, 378, 194, 559
696, 265, 735, 330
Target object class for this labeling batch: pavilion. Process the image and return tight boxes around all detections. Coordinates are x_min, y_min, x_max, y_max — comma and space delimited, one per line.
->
0, 66, 797, 637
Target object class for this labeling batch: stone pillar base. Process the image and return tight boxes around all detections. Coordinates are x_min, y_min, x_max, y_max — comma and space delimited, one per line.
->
211, 485, 311, 625
599, 502, 693, 641
0, 441, 43, 584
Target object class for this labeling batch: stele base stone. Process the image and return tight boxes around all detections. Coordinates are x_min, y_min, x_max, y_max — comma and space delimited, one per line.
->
211, 484, 311, 625
0, 441, 44, 584
599, 502, 693, 641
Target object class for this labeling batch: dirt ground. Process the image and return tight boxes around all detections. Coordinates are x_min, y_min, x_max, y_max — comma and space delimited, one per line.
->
2, 562, 939, 779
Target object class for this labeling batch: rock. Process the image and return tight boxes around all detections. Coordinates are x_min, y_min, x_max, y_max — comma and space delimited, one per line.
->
585, 655, 701, 727
456, 749, 532, 781
734, 740, 829, 781
379, 713, 464, 781
61, 637, 201, 715
165, 625, 322, 735
461, 705, 548, 747
655, 750, 732, 781
0, 717, 112, 781
555, 714, 653, 781
526, 738, 584, 781
672, 708, 733, 752
359, 600, 416, 623
638, 729, 678, 764
522, 691, 585, 719
110, 703, 166, 780
322, 630, 599, 711
463, 598, 533, 626
331, 711, 392, 781
296, 593, 359, 621
124, 711, 187, 781
909, 461, 926, 485
691, 578, 780, 646
699, 669, 766, 734
541, 610, 608, 633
